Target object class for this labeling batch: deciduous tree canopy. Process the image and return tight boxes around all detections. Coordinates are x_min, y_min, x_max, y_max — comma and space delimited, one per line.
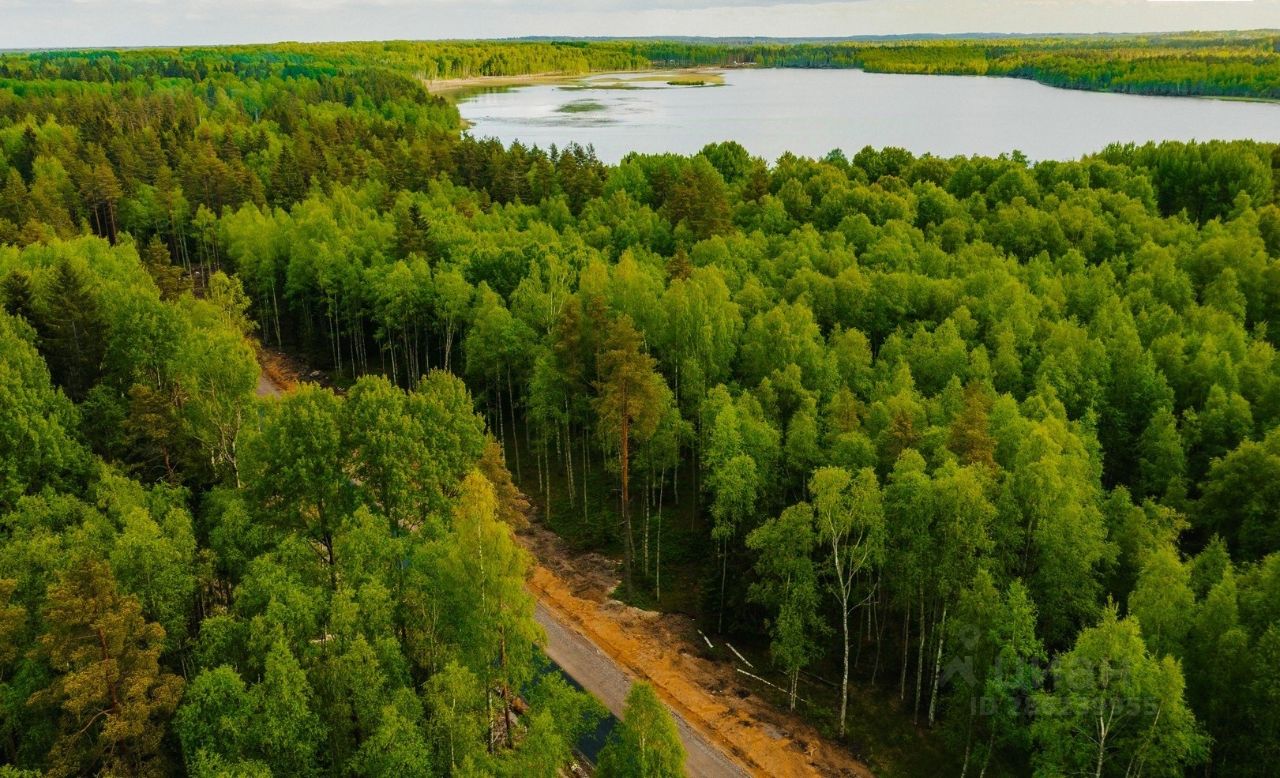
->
1, 37, 1278, 778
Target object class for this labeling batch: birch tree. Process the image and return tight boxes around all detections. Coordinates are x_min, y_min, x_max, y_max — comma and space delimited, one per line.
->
1031, 606, 1206, 778
810, 466, 885, 737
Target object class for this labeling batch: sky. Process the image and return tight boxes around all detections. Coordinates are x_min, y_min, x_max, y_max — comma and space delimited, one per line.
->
1, 0, 1277, 49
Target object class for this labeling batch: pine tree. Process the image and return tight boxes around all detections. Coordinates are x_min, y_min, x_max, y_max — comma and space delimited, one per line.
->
594, 316, 671, 593
36, 258, 106, 401
0, 269, 36, 323
141, 235, 188, 300
31, 559, 184, 778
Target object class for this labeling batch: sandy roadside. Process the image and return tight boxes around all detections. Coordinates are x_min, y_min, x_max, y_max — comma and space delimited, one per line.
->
519, 522, 875, 778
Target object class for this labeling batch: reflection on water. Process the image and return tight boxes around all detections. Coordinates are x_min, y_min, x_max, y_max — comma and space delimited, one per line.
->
457, 68, 1280, 163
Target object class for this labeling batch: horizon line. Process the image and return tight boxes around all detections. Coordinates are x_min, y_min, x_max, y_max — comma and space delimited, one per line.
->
2, 28, 1278, 54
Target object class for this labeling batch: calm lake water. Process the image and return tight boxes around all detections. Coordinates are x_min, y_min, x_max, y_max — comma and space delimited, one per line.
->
456, 68, 1280, 163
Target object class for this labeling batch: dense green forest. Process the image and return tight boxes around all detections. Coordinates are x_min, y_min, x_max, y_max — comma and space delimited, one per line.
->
2, 40, 1280, 778
0, 44, 677, 778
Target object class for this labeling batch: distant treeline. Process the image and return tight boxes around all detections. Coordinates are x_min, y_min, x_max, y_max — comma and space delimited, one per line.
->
0, 40, 651, 84
628, 31, 1280, 99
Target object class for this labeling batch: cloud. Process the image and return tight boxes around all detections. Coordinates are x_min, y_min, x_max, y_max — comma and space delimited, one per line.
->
225, 0, 851, 7
48, 0, 852, 10
3, 0, 1279, 49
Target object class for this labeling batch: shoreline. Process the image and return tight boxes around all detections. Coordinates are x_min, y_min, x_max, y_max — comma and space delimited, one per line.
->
423, 66, 726, 96
422, 70, 583, 94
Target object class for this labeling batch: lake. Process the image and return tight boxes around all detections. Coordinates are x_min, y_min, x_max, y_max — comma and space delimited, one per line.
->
456, 68, 1280, 164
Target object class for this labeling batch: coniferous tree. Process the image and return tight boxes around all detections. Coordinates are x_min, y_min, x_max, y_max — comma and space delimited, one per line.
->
31, 559, 185, 778
595, 315, 671, 593
37, 258, 106, 402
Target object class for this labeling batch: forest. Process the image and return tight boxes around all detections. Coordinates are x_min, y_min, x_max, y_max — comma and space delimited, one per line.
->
1, 39, 1279, 778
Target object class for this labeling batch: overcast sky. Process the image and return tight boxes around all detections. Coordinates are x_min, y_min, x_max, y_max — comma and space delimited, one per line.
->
1, 0, 1276, 50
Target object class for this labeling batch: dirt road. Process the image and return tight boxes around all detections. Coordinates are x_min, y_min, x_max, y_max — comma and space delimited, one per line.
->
256, 372, 281, 397
536, 599, 749, 778
254, 350, 297, 397
523, 526, 875, 778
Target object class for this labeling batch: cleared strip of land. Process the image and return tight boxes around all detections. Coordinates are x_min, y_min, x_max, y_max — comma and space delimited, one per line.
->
521, 523, 875, 778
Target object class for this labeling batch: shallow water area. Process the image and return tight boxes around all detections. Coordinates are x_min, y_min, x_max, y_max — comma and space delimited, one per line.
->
458, 68, 1280, 162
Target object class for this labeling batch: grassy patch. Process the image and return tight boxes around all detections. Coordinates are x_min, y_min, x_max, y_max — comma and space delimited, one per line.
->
632, 71, 726, 86
556, 99, 608, 114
